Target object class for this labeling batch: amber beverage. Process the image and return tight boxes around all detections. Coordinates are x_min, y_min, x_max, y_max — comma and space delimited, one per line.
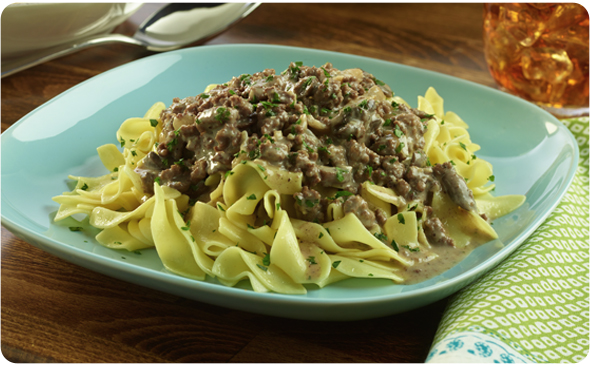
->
483, 3, 589, 117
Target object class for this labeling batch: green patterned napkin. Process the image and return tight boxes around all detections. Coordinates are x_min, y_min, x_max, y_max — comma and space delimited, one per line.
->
427, 117, 589, 363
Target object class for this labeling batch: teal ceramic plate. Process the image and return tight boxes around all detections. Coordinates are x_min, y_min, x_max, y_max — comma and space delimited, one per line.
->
1, 45, 578, 321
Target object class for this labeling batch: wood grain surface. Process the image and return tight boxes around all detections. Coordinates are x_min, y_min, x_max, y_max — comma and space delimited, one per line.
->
1, 3, 494, 362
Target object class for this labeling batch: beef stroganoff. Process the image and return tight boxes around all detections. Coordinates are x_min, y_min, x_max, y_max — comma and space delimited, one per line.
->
53, 62, 525, 293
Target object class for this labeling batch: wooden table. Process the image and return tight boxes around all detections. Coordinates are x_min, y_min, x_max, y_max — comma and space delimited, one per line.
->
1, 4, 494, 362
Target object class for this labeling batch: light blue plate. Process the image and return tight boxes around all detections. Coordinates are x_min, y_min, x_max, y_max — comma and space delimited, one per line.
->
1, 45, 578, 321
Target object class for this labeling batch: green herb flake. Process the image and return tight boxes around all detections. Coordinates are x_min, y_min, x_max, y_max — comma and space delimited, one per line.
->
395, 142, 405, 154
306, 199, 318, 208
373, 232, 388, 241
332, 260, 341, 269
489, 175, 495, 182
150, 119, 158, 127
397, 213, 405, 225
69, 227, 83, 231
302, 140, 315, 153
256, 263, 268, 272
336, 167, 346, 182
263, 253, 271, 266
217, 203, 225, 212
319, 232, 324, 239
246, 194, 257, 200
215, 107, 230, 123
391, 239, 399, 252
306, 256, 317, 265
403, 245, 420, 252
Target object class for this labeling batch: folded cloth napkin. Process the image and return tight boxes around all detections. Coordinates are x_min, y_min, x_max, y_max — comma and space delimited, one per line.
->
426, 117, 589, 363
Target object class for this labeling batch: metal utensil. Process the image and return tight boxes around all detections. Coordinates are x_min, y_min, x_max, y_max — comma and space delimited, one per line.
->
1, 3, 260, 78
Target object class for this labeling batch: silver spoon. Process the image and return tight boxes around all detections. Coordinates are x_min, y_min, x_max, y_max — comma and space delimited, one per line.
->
1, 3, 260, 78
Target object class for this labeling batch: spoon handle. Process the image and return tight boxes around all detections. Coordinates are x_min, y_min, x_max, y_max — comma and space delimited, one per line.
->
1, 34, 145, 78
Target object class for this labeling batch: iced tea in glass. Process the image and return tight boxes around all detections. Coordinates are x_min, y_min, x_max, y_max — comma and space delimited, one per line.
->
483, 3, 589, 117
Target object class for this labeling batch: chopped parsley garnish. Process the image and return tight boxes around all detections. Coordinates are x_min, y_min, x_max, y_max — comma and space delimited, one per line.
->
240, 73, 252, 85
256, 263, 268, 271
80, 183, 89, 191
166, 136, 178, 150
459, 142, 467, 151
215, 107, 230, 123
395, 142, 405, 154
391, 239, 399, 252
334, 190, 354, 200
181, 220, 191, 231
489, 175, 495, 182
394, 125, 404, 137
397, 214, 405, 225
217, 203, 225, 211
374, 232, 388, 242
249, 148, 261, 160
263, 253, 271, 266
318, 146, 331, 154
302, 76, 315, 88
306, 256, 317, 265
150, 119, 158, 127
332, 260, 341, 269
403, 245, 420, 252
305, 199, 318, 208
246, 194, 257, 200
335, 167, 346, 182
319, 232, 324, 239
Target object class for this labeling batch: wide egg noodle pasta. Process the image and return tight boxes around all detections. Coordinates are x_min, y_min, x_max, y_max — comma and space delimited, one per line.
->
151, 182, 206, 280
418, 87, 524, 220
52, 81, 526, 294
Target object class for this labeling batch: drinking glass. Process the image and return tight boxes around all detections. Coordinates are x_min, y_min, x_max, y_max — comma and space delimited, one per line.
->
483, 3, 589, 118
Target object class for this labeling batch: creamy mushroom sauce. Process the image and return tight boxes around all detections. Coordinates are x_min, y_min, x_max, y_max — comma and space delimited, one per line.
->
135, 62, 486, 284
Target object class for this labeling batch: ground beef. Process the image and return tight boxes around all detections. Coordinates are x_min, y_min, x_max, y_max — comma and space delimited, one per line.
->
343, 195, 377, 230
135, 62, 476, 248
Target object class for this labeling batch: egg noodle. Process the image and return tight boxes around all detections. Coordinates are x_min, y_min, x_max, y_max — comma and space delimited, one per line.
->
53, 67, 524, 294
